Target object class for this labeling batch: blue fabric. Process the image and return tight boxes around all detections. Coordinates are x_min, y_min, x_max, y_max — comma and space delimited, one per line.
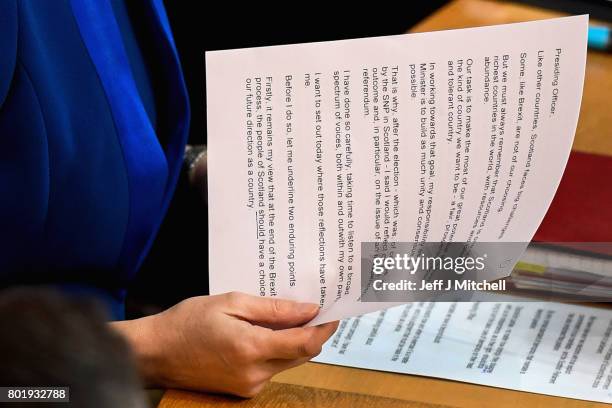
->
0, 0, 190, 319
0, 0, 17, 107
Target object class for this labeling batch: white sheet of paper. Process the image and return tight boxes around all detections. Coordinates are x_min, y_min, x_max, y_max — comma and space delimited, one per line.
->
313, 300, 612, 403
206, 16, 588, 324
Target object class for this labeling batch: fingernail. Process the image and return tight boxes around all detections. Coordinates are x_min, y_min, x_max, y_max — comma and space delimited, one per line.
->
297, 303, 319, 315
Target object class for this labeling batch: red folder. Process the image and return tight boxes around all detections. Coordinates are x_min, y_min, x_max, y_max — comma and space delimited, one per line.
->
534, 151, 612, 247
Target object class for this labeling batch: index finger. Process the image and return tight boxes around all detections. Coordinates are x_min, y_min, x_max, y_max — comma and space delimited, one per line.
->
254, 321, 339, 361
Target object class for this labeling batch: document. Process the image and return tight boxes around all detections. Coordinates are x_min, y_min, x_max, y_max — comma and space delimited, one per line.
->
313, 300, 612, 403
206, 16, 588, 324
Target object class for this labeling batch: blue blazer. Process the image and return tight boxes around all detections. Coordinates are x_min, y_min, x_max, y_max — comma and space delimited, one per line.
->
0, 0, 190, 318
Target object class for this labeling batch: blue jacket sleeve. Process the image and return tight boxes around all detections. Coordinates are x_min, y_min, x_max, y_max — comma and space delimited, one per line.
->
0, 0, 17, 108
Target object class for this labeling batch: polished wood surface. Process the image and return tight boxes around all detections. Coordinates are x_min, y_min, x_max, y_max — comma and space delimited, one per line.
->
161, 1, 612, 406
158, 383, 450, 408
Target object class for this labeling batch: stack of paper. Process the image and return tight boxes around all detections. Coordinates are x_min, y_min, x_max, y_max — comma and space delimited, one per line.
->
313, 299, 612, 403
512, 245, 612, 300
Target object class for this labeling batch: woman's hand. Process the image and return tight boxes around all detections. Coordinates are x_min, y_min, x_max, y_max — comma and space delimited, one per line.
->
112, 292, 338, 397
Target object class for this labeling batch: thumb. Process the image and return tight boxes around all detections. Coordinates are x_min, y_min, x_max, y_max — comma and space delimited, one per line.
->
221, 292, 319, 329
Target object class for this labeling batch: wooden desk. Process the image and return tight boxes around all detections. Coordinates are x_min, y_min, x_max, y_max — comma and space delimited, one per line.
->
410, 0, 612, 157
161, 1, 612, 406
